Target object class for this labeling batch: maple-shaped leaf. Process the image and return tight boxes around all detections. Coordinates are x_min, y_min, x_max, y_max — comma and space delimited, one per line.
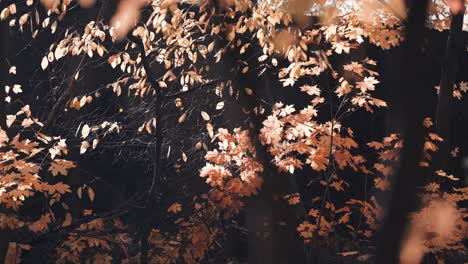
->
51, 182, 71, 194
344, 62, 364, 76
356, 77, 379, 93
28, 213, 51, 233
284, 193, 301, 205
48, 159, 76, 176
11, 135, 39, 154
167, 202, 182, 214
300, 85, 321, 96
425, 182, 440, 192
330, 180, 346, 191
297, 221, 315, 239
374, 177, 390, 191
367, 141, 384, 149
309, 209, 319, 218
459, 81, 467, 92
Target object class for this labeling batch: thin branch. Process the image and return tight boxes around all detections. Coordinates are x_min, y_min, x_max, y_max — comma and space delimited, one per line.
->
163, 79, 224, 99
26, 208, 129, 246
127, 34, 160, 97
127, 33, 163, 264
41, 2, 108, 132
42, 77, 80, 132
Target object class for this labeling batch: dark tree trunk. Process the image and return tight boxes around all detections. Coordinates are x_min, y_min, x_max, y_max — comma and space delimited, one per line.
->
375, 0, 432, 263
433, 3, 465, 171
0, 16, 12, 264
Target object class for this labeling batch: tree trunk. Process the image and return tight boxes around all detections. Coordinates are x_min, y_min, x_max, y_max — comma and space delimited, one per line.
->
433, 3, 465, 171
0, 17, 12, 264
375, 0, 432, 262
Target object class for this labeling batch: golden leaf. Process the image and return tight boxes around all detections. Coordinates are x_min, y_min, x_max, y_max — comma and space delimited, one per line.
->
80, 141, 89, 154
81, 124, 90, 139
1, 8, 10, 21
6, 115, 16, 128
88, 188, 95, 202
167, 202, 182, 214
178, 113, 187, 123
62, 213, 72, 227
216, 102, 224, 110
41, 56, 48, 70
201, 111, 210, 121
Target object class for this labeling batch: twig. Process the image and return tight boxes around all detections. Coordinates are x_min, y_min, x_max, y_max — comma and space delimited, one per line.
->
127, 34, 160, 97
163, 79, 224, 99
127, 33, 163, 264
41, 2, 108, 132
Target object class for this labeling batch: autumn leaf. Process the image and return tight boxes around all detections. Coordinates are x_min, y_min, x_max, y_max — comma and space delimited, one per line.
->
62, 213, 72, 227
12, 84, 22, 94
81, 124, 90, 139
49, 159, 76, 176
338, 212, 351, 224
167, 202, 182, 214
1, 8, 10, 21
356, 77, 379, 93
77, 187, 83, 199
29, 214, 51, 233
425, 182, 440, 192
216, 102, 224, 110
88, 187, 95, 202
178, 113, 187, 123
41, 56, 48, 70
297, 221, 316, 239
6, 115, 16, 127
52, 182, 71, 194
244, 88, 253, 95
258, 55, 268, 62
300, 85, 320, 96
201, 111, 210, 121
450, 147, 460, 157
80, 141, 90, 154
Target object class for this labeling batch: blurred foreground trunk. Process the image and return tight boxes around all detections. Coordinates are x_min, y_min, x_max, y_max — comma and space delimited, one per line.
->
375, 0, 431, 263
433, 2, 466, 171
0, 18, 12, 264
